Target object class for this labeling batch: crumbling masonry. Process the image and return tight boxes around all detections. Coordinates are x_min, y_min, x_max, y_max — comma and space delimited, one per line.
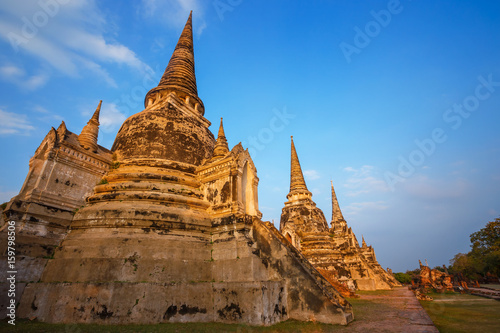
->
1, 13, 353, 325
280, 137, 401, 291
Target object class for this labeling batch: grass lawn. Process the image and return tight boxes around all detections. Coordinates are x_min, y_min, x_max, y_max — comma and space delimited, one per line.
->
480, 284, 500, 290
0, 319, 349, 333
419, 292, 500, 333
0, 291, 410, 333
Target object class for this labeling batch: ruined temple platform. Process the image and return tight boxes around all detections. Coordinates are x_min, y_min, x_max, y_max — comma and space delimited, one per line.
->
1, 287, 438, 332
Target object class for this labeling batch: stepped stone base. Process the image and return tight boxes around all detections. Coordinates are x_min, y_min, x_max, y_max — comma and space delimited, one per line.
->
12, 218, 353, 326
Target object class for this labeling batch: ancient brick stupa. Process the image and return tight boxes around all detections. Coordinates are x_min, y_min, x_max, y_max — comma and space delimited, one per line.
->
280, 137, 400, 291
1, 13, 353, 325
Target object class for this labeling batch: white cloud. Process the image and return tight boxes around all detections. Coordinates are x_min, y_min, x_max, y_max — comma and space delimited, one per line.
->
310, 188, 322, 196
97, 102, 126, 133
0, 64, 49, 90
32, 105, 49, 113
78, 57, 117, 88
0, 0, 151, 88
140, 0, 206, 36
0, 65, 24, 77
343, 165, 389, 196
29, 104, 62, 123
401, 175, 469, 200
344, 201, 389, 215
0, 109, 35, 135
304, 169, 320, 180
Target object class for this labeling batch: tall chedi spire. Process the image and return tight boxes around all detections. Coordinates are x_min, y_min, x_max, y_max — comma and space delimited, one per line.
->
331, 180, 345, 223
78, 100, 101, 153
112, 11, 214, 165
284, 137, 316, 206
80, 11, 215, 232
280, 136, 329, 240
213, 118, 229, 158
289, 136, 309, 192
144, 11, 203, 114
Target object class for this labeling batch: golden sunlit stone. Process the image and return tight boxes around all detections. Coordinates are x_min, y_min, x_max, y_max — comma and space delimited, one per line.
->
2, 12, 354, 326
280, 137, 401, 293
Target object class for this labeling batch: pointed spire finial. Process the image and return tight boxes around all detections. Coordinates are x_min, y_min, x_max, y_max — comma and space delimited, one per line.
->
289, 136, 308, 192
78, 100, 101, 153
362, 235, 367, 248
145, 12, 203, 113
91, 100, 102, 123
331, 180, 345, 225
218, 118, 226, 139
212, 117, 229, 158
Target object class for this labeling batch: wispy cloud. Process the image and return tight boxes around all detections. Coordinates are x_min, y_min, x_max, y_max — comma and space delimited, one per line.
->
343, 165, 389, 196
344, 201, 389, 215
0, 64, 49, 90
31, 104, 63, 123
82, 101, 126, 133
0, 108, 35, 135
99, 102, 127, 132
304, 169, 320, 180
32, 105, 49, 114
140, 0, 207, 36
401, 175, 470, 200
0, 0, 151, 89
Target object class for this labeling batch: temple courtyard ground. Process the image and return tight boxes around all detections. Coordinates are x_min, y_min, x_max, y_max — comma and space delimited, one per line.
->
1, 287, 498, 332
419, 290, 500, 333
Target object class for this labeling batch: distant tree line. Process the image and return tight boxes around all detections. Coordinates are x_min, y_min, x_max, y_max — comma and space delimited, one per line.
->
448, 217, 500, 281
394, 217, 500, 284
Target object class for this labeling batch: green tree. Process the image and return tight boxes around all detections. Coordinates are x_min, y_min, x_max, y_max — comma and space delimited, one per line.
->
449, 253, 476, 280
405, 268, 420, 281
393, 272, 412, 284
432, 265, 445, 272
469, 218, 500, 276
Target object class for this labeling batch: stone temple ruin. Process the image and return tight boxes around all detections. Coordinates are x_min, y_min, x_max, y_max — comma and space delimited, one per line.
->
0, 12, 396, 326
279, 138, 400, 293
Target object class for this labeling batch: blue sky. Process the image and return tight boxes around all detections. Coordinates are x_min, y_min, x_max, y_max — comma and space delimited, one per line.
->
0, 0, 499, 272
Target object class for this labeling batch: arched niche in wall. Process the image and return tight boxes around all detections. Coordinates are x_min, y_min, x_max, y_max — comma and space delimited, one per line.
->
241, 161, 256, 216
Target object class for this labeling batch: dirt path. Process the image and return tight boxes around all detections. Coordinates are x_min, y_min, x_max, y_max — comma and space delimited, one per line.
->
343, 287, 438, 333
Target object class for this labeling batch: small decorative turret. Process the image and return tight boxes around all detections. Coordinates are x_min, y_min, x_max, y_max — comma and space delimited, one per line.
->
78, 100, 101, 153
361, 235, 367, 248
331, 180, 345, 224
289, 136, 309, 193
281, 136, 328, 235
212, 118, 229, 158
